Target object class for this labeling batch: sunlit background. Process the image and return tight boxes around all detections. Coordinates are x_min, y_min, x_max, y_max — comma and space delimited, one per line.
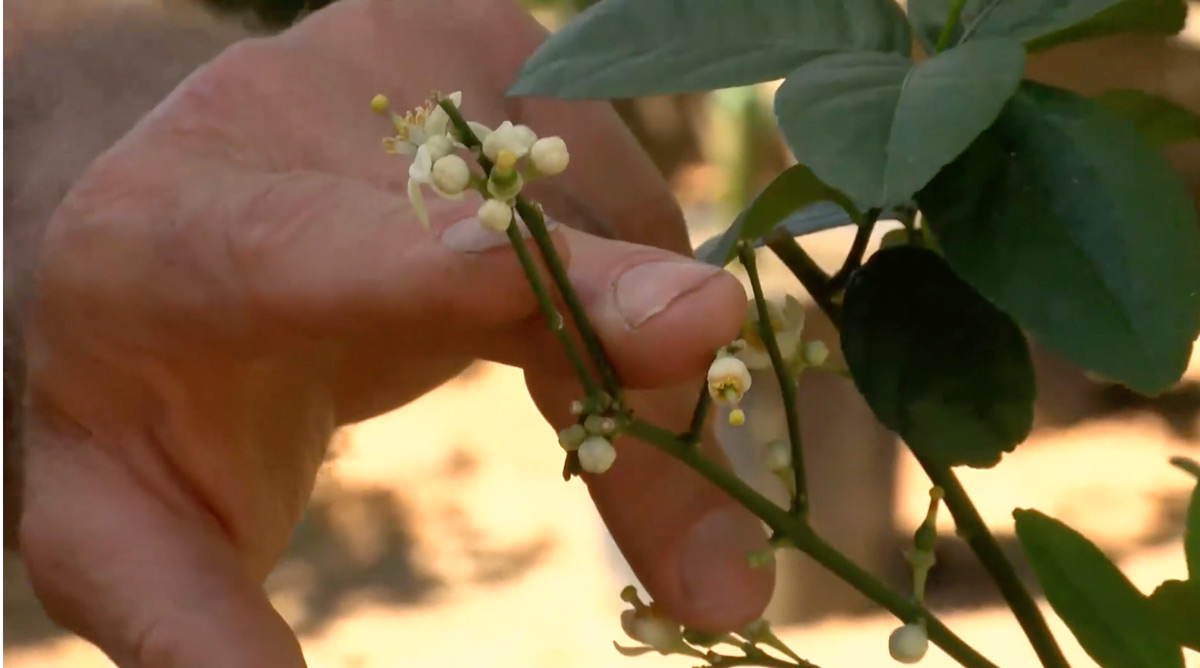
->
5, 1, 1200, 666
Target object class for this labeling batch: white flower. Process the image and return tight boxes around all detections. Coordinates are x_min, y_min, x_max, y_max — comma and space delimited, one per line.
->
618, 607, 683, 655
708, 355, 752, 405
530, 136, 569, 175
738, 295, 806, 370
406, 135, 461, 229
382, 91, 461, 156
578, 436, 616, 474
478, 199, 513, 232
482, 120, 538, 161
888, 624, 929, 664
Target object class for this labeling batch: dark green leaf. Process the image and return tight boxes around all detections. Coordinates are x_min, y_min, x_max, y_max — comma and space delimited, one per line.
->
910, 0, 1183, 50
1027, 0, 1187, 51
1014, 509, 1184, 668
1148, 579, 1200, 651
774, 38, 1024, 207
697, 165, 860, 266
840, 247, 1035, 468
1095, 89, 1200, 149
917, 82, 1200, 396
508, 0, 911, 99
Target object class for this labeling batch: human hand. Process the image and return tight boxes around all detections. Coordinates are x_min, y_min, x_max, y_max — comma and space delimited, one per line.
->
16, 1, 772, 666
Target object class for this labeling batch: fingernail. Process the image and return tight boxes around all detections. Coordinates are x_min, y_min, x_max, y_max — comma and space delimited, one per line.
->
440, 216, 558, 254
680, 506, 772, 629
612, 261, 723, 329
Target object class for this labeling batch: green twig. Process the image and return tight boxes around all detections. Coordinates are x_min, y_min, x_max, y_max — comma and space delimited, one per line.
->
738, 242, 809, 518
936, 0, 968, 51
918, 458, 1071, 668
621, 419, 1001, 668
685, 384, 711, 445
763, 231, 840, 326
829, 207, 881, 290
440, 98, 621, 399
503, 221, 599, 397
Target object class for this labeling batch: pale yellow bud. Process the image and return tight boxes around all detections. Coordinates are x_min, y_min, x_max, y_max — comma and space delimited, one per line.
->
530, 136, 569, 175
578, 436, 616, 474
431, 155, 470, 195
888, 624, 929, 664
478, 199, 513, 232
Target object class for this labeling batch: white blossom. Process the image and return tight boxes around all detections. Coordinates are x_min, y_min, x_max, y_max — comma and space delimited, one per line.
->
482, 120, 538, 161
739, 295, 807, 370
618, 607, 683, 655
406, 135, 461, 229
707, 355, 752, 404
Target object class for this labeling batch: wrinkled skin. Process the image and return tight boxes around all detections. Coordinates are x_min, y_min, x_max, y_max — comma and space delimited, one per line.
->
14, 1, 773, 666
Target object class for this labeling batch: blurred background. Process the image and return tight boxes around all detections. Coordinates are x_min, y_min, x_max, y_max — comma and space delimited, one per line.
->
5, 0, 1200, 666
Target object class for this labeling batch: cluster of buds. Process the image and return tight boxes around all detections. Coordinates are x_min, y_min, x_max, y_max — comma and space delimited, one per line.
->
371, 91, 569, 231
887, 486, 943, 664
738, 295, 830, 375
558, 398, 620, 475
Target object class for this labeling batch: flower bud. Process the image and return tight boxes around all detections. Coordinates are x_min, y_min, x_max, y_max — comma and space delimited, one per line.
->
763, 440, 792, 473
530, 136, 569, 175
578, 436, 616, 474
888, 624, 929, 664
584, 414, 617, 436
803, 340, 830, 367
621, 607, 683, 654
478, 199, 513, 232
558, 424, 588, 451
431, 154, 470, 195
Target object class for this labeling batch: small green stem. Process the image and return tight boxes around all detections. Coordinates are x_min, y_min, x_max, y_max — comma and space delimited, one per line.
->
829, 207, 881, 290
621, 419, 1002, 668
936, 0, 968, 51
503, 223, 599, 397
685, 384, 711, 445
714, 648, 818, 668
439, 98, 621, 399
763, 231, 840, 326
918, 458, 1071, 668
738, 242, 809, 519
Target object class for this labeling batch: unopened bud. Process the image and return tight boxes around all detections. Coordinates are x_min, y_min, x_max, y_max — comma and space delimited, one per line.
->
558, 424, 588, 451
888, 624, 929, 664
530, 136, 569, 175
431, 155, 470, 195
803, 340, 830, 366
584, 414, 617, 436
478, 199, 513, 232
763, 440, 792, 473
578, 436, 617, 474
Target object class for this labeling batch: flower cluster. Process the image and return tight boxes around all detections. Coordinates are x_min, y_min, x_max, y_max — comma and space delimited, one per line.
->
737, 295, 829, 374
558, 401, 620, 475
614, 587, 688, 657
371, 92, 569, 231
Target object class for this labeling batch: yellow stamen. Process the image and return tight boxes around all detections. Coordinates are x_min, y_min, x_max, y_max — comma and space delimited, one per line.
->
370, 94, 389, 114
495, 149, 518, 172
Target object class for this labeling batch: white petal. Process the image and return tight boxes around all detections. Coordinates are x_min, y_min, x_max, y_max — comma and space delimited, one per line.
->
423, 134, 454, 161
782, 294, 807, 333
425, 105, 450, 136
409, 145, 433, 181
447, 91, 462, 107
408, 178, 430, 229
467, 121, 492, 142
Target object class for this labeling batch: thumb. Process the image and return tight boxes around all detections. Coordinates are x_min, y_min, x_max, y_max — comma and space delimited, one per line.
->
18, 417, 305, 668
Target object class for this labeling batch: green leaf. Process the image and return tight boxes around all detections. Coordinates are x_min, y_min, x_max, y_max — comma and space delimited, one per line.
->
917, 82, 1200, 396
1014, 509, 1184, 668
508, 0, 911, 99
1094, 89, 1200, 149
840, 246, 1035, 469
697, 165, 860, 267
1027, 0, 1187, 51
774, 38, 1024, 208
1148, 579, 1200, 651
909, 0, 1183, 50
